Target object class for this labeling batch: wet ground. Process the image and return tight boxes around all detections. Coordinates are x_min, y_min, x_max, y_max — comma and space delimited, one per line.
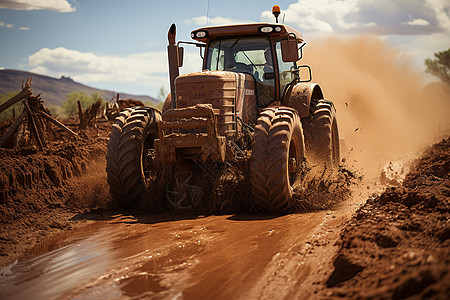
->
0, 194, 366, 300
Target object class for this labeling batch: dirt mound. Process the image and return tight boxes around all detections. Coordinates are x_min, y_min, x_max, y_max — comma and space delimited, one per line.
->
325, 137, 450, 298
0, 121, 111, 267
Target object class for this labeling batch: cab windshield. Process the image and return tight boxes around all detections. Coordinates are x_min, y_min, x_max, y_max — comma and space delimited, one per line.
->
205, 36, 275, 107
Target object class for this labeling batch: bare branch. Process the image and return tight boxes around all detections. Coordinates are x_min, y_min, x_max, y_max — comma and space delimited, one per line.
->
0, 110, 27, 148
39, 111, 80, 139
0, 79, 32, 114
24, 99, 44, 150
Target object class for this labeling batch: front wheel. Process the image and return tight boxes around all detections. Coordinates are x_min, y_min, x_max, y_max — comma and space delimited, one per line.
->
106, 106, 161, 209
250, 107, 305, 213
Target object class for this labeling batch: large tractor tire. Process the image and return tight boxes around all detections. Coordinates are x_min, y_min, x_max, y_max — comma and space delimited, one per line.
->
303, 100, 340, 169
250, 107, 305, 213
106, 106, 161, 209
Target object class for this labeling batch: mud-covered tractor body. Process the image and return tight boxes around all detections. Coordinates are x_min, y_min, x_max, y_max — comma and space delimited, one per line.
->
106, 7, 340, 213
157, 22, 311, 164
156, 71, 254, 163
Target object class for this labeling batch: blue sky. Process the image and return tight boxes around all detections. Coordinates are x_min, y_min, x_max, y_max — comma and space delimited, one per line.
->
0, 0, 449, 98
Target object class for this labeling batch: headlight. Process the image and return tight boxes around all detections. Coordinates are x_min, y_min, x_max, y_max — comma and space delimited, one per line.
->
259, 26, 274, 33
258, 25, 284, 34
191, 30, 208, 38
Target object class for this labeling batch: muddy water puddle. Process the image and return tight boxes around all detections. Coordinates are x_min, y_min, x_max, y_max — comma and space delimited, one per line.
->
0, 201, 364, 299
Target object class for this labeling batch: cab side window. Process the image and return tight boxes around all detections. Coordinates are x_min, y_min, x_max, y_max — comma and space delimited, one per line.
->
276, 41, 296, 98
208, 44, 224, 71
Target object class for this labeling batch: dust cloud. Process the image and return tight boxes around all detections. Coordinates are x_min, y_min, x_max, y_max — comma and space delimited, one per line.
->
302, 35, 450, 177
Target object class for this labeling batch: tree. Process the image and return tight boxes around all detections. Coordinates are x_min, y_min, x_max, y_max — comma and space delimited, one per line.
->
425, 48, 450, 88
156, 86, 168, 102
62, 91, 103, 117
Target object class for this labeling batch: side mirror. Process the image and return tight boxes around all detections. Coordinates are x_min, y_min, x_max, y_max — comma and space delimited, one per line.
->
178, 46, 184, 67
298, 65, 312, 82
281, 38, 299, 62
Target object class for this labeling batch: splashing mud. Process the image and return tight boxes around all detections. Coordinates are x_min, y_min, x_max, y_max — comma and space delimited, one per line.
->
293, 163, 363, 212
303, 35, 450, 178
139, 157, 361, 215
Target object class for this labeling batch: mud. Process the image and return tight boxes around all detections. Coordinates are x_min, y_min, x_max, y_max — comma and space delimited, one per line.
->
1, 131, 448, 298
145, 155, 358, 215
323, 137, 450, 299
0, 200, 366, 300
0, 121, 111, 267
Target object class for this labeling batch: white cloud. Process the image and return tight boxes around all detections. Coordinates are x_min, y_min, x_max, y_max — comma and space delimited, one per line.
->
186, 16, 249, 26
261, 0, 371, 33
27, 47, 204, 94
0, 21, 14, 29
404, 18, 431, 26
0, 0, 75, 12
426, 0, 450, 29
261, 0, 450, 35
28, 47, 166, 84
0, 20, 30, 30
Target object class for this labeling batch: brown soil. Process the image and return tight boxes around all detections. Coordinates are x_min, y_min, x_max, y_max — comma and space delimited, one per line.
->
0, 121, 111, 267
323, 137, 450, 299
0, 116, 449, 298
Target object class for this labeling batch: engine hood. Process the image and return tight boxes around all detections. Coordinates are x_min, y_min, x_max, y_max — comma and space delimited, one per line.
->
174, 70, 257, 136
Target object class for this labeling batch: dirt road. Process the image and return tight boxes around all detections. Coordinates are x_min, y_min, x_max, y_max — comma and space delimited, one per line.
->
0, 192, 367, 299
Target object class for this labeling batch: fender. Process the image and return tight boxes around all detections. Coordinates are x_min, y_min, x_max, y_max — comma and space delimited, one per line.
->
282, 83, 323, 118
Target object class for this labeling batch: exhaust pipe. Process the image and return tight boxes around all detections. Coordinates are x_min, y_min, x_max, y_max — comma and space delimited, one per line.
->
167, 23, 179, 109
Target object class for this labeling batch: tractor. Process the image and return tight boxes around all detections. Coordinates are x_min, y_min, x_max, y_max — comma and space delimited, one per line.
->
106, 6, 340, 213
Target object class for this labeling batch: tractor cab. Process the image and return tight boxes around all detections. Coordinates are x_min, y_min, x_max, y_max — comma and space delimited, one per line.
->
185, 23, 310, 108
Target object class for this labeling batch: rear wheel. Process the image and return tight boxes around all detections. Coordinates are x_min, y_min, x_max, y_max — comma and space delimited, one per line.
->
305, 100, 340, 169
106, 107, 161, 209
250, 107, 305, 213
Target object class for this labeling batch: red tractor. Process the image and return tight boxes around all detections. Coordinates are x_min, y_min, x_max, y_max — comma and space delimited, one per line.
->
106, 6, 340, 213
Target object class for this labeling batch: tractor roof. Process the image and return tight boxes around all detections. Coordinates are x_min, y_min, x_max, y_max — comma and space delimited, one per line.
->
191, 23, 304, 43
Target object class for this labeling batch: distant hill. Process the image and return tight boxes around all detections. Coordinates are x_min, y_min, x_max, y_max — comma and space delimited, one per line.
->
0, 69, 159, 107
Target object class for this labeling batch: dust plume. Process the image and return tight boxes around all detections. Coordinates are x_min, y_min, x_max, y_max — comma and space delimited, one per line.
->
302, 35, 450, 177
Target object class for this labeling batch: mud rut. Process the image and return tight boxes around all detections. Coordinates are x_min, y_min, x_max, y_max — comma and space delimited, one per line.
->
0, 197, 368, 300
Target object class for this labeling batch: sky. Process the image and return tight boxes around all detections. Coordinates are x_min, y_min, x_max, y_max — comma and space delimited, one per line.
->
0, 0, 449, 99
